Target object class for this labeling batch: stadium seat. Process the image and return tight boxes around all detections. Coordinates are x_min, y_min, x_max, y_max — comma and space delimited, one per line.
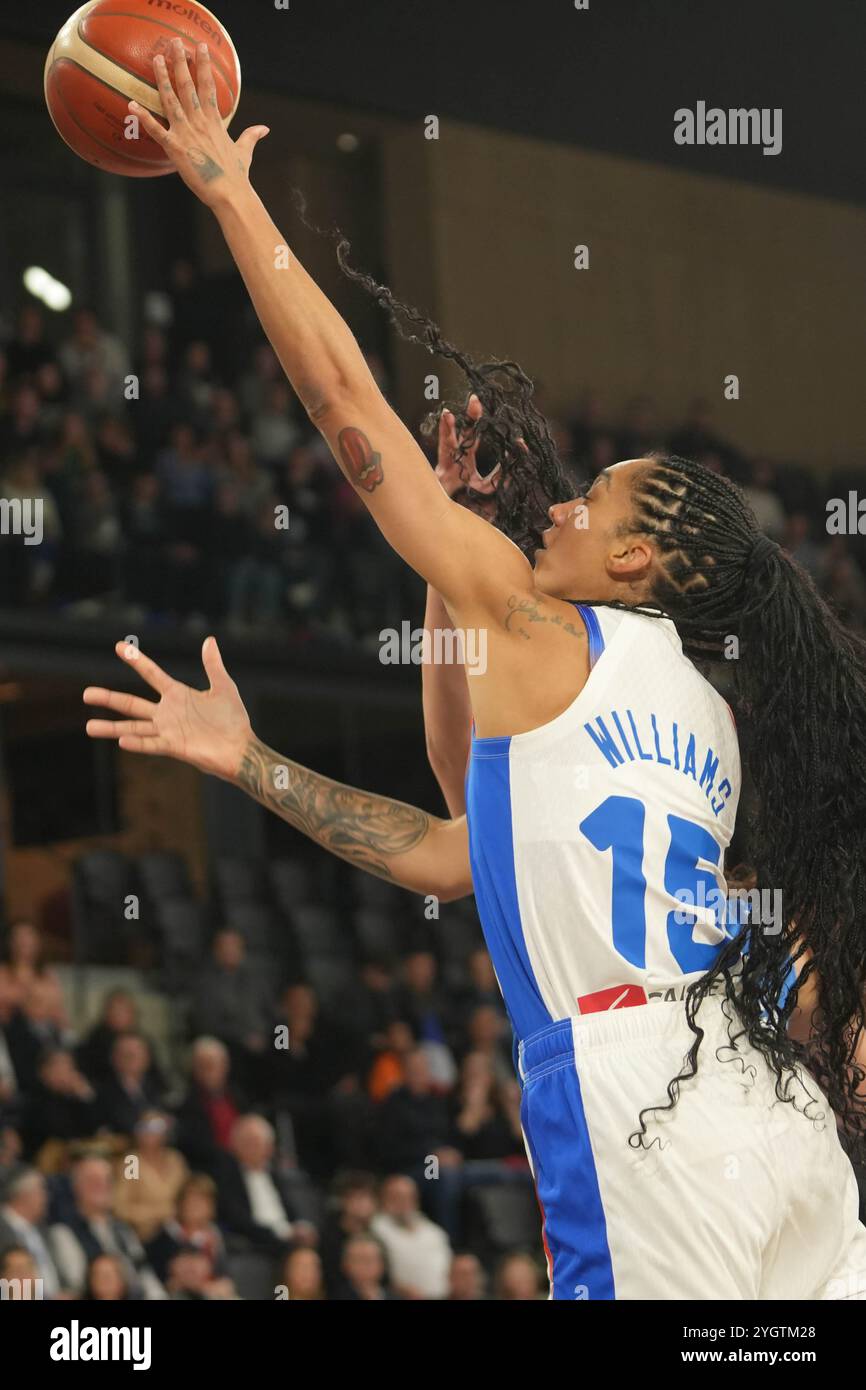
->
136, 850, 193, 902
71, 849, 133, 964
213, 855, 268, 905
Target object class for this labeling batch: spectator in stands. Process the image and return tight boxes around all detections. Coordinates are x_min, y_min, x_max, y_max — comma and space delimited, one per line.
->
375, 1047, 463, 1239
95, 414, 139, 489
189, 929, 270, 1084
112, 1111, 189, 1242
6, 977, 72, 1094
165, 1244, 230, 1299
0, 920, 65, 1025
177, 339, 217, 430
742, 458, 787, 539
83, 1251, 131, 1301
0, 1024, 17, 1112
0, 381, 43, 455
0, 1125, 23, 1187
375, 1047, 452, 1173
122, 472, 169, 613
265, 982, 365, 1177
448, 1251, 487, 1301
216, 1113, 309, 1256
65, 468, 123, 604
0, 1166, 62, 1297
58, 308, 128, 408
319, 1170, 378, 1296
237, 342, 281, 419
145, 1173, 230, 1283
49, 1154, 165, 1299
494, 1251, 544, 1301
95, 1032, 163, 1137
459, 947, 504, 1015
33, 362, 68, 434
166, 257, 212, 359
821, 537, 866, 628
370, 1174, 451, 1299
339, 956, 396, 1058
464, 1004, 513, 1087
783, 511, 824, 579
281, 1245, 325, 1300
0, 1244, 41, 1297
450, 1053, 525, 1163
77, 989, 163, 1093
174, 1036, 245, 1173
226, 496, 287, 629
392, 950, 457, 1085
250, 379, 301, 468
135, 363, 180, 461
336, 1233, 398, 1301
20, 1045, 96, 1156
6, 303, 56, 382
367, 1018, 415, 1103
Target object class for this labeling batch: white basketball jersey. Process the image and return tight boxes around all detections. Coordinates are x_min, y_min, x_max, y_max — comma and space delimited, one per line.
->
465, 604, 741, 1044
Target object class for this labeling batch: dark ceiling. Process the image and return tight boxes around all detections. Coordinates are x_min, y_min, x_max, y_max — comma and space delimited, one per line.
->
6, 0, 865, 205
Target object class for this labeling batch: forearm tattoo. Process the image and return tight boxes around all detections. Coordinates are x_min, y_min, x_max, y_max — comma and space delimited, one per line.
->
338, 426, 384, 493
236, 737, 428, 878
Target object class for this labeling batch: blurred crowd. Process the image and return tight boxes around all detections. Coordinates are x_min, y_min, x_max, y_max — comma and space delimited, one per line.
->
2, 275, 865, 638
0, 906, 545, 1301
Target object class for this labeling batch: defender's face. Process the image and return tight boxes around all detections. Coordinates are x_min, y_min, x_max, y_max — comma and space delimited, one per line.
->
533, 459, 650, 599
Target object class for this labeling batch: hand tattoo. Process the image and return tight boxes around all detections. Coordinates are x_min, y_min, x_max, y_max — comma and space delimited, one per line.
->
237, 737, 428, 879
187, 147, 223, 182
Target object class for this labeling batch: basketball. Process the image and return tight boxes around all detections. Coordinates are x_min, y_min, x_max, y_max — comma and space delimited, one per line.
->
44, 0, 241, 177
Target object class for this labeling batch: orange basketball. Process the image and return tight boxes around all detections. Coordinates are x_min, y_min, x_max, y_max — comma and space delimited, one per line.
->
44, 0, 241, 178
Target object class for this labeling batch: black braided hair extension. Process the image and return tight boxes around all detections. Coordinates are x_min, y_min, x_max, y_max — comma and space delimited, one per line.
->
608, 455, 866, 1158
294, 195, 866, 1156
289, 188, 573, 557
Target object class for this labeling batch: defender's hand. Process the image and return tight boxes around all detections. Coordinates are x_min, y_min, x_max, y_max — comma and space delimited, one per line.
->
435, 394, 499, 507
130, 38, 268, 209
83, 636, 252, 782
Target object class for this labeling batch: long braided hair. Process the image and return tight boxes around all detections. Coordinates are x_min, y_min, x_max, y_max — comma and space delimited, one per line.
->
319, 216, 866, 1154
615, 455, 866, 1156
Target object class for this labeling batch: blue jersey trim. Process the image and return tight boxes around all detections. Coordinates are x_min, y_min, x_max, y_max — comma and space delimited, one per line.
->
571, 602, 605, 669
465, 739, 552, 1042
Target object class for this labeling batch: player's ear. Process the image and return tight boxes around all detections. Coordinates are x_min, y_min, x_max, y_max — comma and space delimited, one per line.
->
607, 537, 653, 579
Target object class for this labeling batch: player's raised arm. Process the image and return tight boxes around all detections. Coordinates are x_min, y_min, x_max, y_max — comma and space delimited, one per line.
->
83, 639, 471, 902
131, 40, 530, 623
422, 400, 498, 815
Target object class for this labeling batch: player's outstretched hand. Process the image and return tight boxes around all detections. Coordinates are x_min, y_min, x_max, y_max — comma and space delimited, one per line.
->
83, 636, 252, 782
129, 38, 268, 208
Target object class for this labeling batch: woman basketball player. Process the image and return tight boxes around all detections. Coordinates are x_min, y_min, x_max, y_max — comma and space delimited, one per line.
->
84, 41, 866, 1298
